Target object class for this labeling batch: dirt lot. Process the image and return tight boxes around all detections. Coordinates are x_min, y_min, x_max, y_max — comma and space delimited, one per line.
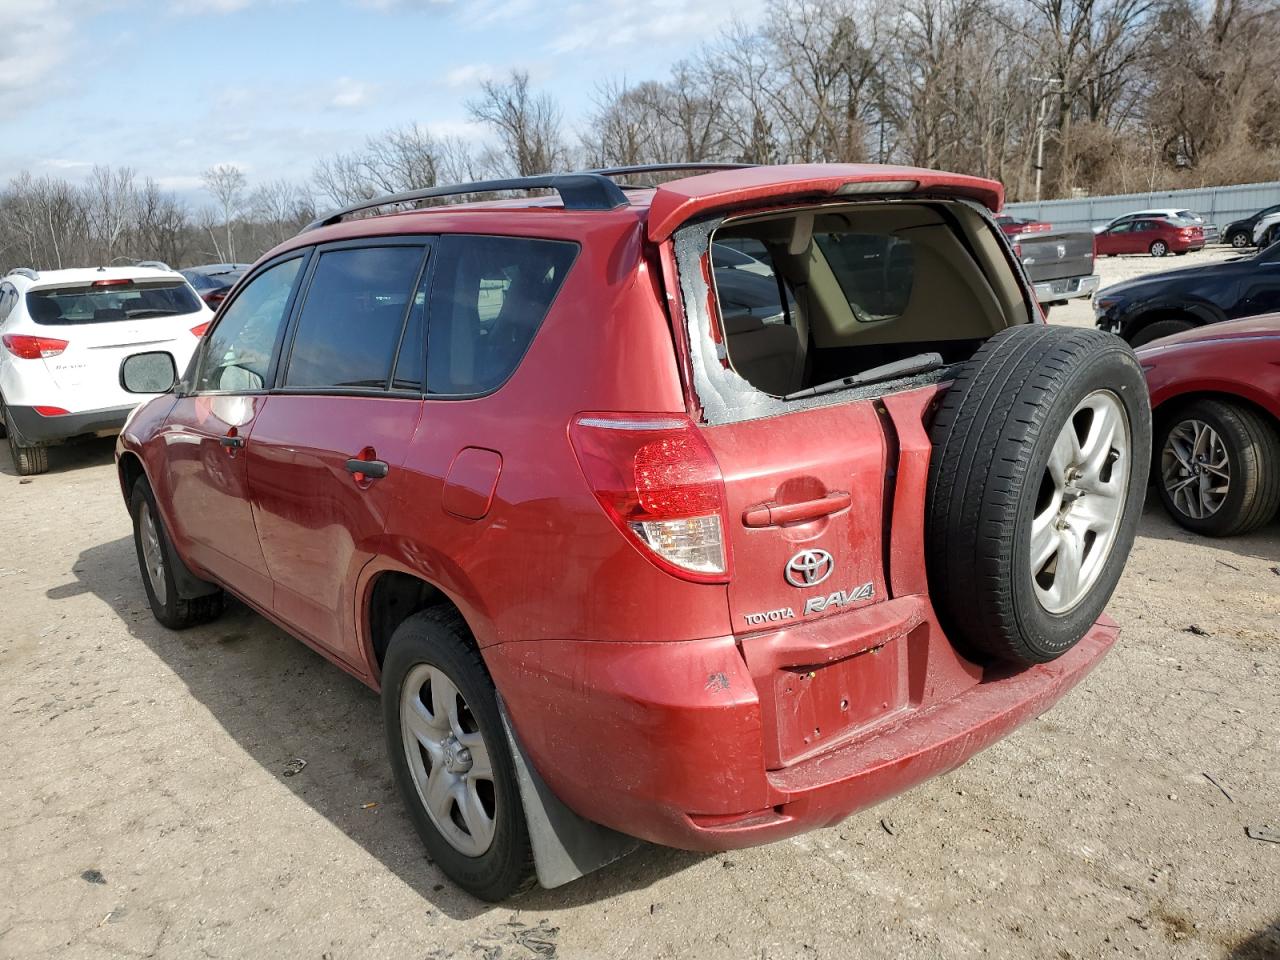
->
2, 247, 1278, 960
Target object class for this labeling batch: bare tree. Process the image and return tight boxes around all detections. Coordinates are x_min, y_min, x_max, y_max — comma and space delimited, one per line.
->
202, 164, 247, 262
467, 70, 570, 176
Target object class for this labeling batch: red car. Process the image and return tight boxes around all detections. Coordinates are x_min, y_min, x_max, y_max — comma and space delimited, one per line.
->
114, 164, 1150, 900
1095, 216, 1205, 258
1140, 314, 1280, 536
995, 214, 1052, 238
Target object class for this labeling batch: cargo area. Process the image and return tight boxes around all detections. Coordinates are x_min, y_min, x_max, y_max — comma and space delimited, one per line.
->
694, 200, 1033, 409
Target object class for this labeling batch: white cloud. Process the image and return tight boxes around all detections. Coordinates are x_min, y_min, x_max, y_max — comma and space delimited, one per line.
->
548, 0, 765, 54
443, 63, 494, 89
40, 158, 93, 170
353, 0, 453, 9
329, 76, 372, 109
0, 1, 76, 107
170, 0, 255, 11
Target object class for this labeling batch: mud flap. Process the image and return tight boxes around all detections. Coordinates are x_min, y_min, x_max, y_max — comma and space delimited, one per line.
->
160, 523, 221, 600
496, 695, 641, 889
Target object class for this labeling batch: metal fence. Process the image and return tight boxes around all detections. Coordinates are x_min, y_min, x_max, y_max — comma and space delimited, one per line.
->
1004, 180, 1280, 234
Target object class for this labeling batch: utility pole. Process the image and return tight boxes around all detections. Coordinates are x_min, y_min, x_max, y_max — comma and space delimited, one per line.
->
1030, 77, 1063, 203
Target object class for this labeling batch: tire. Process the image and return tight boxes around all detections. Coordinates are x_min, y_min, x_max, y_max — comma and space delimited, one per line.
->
926, 325, 1151, 665
5, 408, 48, 476
1129, 318, 1194, 347
130, 478, 224, 629
1155, 399, 1280, 537
1149, 240, 1168, 257
1229, 231, 1251, 249
382, 607, 534, 901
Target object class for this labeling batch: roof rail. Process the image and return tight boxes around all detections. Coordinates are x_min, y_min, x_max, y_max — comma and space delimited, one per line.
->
586, 163, 757, 179
303, 173, 631, 232
135, 260, 173, 271
5, 267, 39, 281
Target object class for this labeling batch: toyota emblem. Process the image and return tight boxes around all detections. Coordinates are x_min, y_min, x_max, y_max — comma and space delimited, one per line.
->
785, 549, 834, 588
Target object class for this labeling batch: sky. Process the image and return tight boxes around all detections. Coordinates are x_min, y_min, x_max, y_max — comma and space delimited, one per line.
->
0, 0, 764, 201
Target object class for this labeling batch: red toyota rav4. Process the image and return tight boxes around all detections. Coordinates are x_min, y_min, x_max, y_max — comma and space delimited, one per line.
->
115, 164, 1151, 900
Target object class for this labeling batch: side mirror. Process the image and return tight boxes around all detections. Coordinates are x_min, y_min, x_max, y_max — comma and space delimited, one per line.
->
120, 351, 178, 394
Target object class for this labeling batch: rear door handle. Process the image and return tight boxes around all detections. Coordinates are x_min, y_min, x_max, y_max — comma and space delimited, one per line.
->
219, 435, 244, 449
743, 491, 851, 528
345, 458, 389, 480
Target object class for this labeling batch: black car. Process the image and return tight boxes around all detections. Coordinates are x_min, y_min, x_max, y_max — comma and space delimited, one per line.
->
179, 263, 249, 309
1221, 203, 1280, 249
1094, 241, 1280, 345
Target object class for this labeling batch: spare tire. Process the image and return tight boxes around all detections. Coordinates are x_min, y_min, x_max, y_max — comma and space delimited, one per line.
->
925, 325, 1151, 665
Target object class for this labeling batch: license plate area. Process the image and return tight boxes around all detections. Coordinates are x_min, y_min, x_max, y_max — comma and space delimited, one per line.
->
764, 637, 909, 768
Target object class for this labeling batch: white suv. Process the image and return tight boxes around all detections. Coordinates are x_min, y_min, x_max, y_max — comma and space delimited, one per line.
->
0, 264, 212, 475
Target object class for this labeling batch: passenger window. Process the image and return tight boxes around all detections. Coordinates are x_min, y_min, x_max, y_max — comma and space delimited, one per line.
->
815, 233, 914, 322
426, 235, 577, 396
284, 246, 425, 390
0, 284, 14, 323
195, 257, 302, 393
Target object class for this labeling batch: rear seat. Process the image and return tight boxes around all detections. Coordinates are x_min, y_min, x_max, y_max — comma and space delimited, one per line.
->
722, 313, 804, 396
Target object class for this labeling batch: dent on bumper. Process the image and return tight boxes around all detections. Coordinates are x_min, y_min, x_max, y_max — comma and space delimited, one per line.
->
487, 607, 1119, 852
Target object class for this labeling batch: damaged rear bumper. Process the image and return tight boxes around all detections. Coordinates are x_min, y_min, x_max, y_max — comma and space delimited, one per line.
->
485, 601, 1118, 852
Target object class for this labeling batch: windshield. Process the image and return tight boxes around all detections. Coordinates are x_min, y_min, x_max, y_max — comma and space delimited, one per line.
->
27, 280, 202, 324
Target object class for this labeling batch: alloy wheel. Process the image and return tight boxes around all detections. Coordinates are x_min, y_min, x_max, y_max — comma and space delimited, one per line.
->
138, 501, 168, 606
1031, 390, 1131, 614
1161, 419, 1229, 520
400, 663, 497, 857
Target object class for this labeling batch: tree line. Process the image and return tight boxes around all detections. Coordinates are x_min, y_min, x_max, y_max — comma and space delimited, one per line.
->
3, 0, 1276, 274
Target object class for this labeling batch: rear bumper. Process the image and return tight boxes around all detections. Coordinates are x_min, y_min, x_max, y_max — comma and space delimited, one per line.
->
487, 601, 1118, 852
1033, 274, 1100, 304
6, 403, 134, 444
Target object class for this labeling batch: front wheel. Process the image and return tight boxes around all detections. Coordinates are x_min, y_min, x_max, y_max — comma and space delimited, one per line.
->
382, 608, 534, 901
1156, 399, 1280, 536
1129, 318, 1194, 347
1229, 231, 1251, 249
1149, 240, 1169, 257
130, 478, 224, 628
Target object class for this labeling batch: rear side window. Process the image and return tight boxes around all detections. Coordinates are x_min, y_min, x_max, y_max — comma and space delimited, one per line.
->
26, 280, 201, 325
425, 235, 577, 396
284, 246, 426, 390
195, 257, 302, 393
814, 233, 914, 322
0, 283, 16, 323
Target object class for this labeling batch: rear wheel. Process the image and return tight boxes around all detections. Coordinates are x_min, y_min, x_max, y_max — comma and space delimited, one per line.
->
1229, 231, 1251, 249
382, 608, 534, 901
1130, 318, 1194, 347
130, 478, 224, 628
5, 408, 48, 476
1149, 240, 1169, 257
1156, 399, 1280, 537
926, 325, 1151, 665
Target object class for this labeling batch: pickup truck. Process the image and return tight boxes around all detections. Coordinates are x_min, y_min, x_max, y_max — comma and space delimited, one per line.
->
1013, 230, 1100, 312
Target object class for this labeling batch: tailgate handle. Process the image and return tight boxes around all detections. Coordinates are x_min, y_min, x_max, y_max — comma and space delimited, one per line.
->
743, 491, 851, 528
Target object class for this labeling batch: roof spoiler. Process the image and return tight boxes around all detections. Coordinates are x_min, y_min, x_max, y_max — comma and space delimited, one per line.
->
644, 163, 1006, 241
5, 267, 39, 280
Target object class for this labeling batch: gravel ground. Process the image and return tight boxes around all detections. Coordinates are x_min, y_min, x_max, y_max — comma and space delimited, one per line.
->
1, 245, 1277, 959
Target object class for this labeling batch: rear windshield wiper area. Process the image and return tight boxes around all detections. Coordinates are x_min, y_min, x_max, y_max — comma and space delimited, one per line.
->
782, 352, 945, 401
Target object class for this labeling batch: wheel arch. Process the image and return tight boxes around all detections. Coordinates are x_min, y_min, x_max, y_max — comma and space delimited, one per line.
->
359, 565, 483, 688
1122, 302, 1220, 342
1152, 389, 1280, 437
117, 450, 146, 503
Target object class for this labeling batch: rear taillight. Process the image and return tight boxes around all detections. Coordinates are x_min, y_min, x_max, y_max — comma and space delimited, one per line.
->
190, 321, 211, 337
2, 334, 69, 359
33, 406, 69, 417
204, 291, 227, 308
570, 414, 730, 582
